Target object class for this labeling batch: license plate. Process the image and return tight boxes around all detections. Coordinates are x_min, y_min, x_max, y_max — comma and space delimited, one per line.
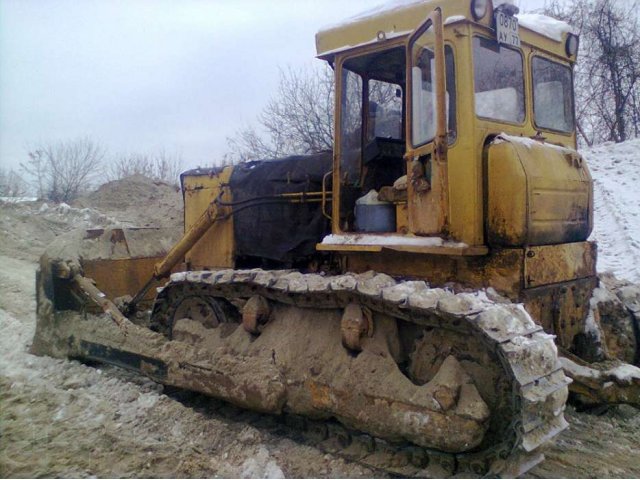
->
495, 11, 520, 48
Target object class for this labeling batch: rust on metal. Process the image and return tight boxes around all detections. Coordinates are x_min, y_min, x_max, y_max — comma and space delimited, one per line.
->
524, 242, 597, 288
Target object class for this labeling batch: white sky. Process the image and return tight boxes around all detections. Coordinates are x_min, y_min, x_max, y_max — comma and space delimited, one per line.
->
0, 0, 547, 172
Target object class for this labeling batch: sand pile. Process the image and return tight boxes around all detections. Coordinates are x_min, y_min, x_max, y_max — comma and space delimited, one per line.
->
0, 175, 183, 262
73, 174, 182, 229
0, 201, 116, 262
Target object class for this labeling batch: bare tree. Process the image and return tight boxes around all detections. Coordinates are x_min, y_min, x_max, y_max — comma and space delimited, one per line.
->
225, 64, 401, 163
545, 0, 640, 144
225, 65, 335, 163
107, 149, 183, 185
21, 137, 106, 202
0, 168, 29, 198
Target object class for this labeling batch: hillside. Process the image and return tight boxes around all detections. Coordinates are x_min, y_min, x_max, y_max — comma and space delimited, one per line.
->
586, 139, 640, 283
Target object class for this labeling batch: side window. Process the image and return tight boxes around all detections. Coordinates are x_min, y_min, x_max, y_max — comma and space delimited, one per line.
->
473, 36, 525, 123
532, 57, 575, 133
411, 46, 457, 146
445, 47, 457, 142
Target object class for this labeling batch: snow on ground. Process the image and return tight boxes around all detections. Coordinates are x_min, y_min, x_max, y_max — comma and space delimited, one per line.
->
0, 176, 376, 478
0, 196, 38, 203
0, 146, 639, 479
0, 204, 371, 478
586, 139, 640, 283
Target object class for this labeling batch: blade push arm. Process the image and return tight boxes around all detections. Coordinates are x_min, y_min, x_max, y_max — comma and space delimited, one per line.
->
126, 196, 225, 313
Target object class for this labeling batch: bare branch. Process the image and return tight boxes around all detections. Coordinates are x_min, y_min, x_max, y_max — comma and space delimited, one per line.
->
547, 0, 640, 144
107, 149, 183, 186
225, 64, 335, 163
0, 168, 29, 198
21, 137, 106, 202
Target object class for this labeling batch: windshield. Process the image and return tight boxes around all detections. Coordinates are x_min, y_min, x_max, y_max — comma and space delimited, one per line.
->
473, 36, 525, 124
368, 79, 403, 141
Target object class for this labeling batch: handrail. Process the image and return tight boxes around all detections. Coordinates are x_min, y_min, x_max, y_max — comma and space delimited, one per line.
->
322, 170, 333, 220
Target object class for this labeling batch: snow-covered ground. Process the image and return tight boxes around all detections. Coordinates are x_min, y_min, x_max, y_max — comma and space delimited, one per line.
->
586, 139, 640, 283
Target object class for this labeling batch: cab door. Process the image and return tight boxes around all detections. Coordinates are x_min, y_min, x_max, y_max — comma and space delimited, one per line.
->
405, 7, 449, 236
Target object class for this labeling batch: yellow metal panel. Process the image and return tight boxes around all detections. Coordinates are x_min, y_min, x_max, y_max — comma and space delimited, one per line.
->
317, 0, 575, 63
317, 244, 382, 253
523, 241, 596, 288
487, 138, 592, 246
396, 203, 409, 233
82, 257, 167, 304
347, 250, 459, 285
182, 167, 235, 269
521, 277, 596, 349
345, 247, 523, 297
486, 141, 528, 245
448, 144, 483, 245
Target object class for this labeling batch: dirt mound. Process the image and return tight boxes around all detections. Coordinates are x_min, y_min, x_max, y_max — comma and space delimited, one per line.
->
0, 175, 183, 262
74, 175, 182, 229
0, 200, 117, 262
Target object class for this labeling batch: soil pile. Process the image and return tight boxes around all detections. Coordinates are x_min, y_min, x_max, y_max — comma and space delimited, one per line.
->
0, 201, 116, 262
73, 175, 182, 229
0, 175, 182, 262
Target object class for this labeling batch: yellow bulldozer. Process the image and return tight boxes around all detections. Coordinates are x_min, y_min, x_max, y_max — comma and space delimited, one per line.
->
33, 0, 639, 477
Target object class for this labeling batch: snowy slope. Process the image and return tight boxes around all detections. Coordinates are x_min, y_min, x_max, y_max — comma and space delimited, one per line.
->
586, 139, 640, 283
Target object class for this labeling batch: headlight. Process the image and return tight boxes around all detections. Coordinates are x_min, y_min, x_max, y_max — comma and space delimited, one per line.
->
566, 34, 579, 57
471, 0, 490, 20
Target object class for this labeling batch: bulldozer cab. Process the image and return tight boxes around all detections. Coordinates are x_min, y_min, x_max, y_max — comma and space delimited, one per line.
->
316, 0, 585, 254
331, 9, 450, 238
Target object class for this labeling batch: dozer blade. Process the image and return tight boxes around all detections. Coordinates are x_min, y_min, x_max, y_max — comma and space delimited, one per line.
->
32, 227, 182, 357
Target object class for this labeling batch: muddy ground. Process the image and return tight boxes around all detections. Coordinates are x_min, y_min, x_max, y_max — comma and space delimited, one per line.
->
0, 177, 638, 478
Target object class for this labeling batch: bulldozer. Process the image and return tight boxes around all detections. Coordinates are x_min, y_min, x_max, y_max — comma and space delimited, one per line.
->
32, 0, 640, 477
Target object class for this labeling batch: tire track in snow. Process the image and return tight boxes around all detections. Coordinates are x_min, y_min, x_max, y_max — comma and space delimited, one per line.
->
586, 139, 640, 284
592, 177, 640, 282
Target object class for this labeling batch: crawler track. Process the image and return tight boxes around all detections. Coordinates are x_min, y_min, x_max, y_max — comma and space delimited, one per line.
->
149, 269, 571, 477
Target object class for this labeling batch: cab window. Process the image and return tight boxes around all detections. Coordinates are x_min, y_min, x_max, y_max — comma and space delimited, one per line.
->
339, 69, 363, 183
473, 36, 525, 123
532, 57, 575, 133
368, 79, 403, 141
411, 45, 457, 146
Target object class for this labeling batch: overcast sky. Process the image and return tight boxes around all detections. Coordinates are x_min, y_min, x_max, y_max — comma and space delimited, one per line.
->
0, 0, 547, 173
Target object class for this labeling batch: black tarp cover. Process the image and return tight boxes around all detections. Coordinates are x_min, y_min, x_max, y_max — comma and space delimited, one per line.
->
228, 151, 332, 264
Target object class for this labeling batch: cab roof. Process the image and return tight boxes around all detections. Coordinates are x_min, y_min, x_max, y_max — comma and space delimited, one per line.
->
315, 0, 576, 61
